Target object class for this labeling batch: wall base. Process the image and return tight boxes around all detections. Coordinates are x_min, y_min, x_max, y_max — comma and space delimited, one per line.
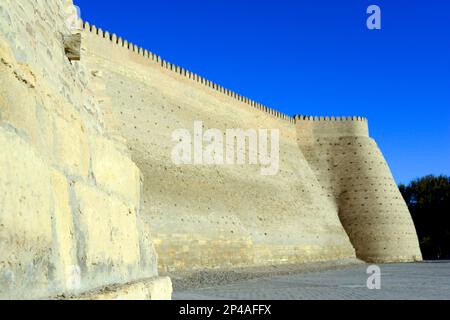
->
64, 277, 172, 300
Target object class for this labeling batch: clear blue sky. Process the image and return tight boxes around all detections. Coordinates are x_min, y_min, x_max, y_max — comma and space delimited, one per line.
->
74, 0, 449, 184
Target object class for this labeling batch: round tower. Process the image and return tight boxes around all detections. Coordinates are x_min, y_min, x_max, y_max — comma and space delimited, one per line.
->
296, 115, 422, 262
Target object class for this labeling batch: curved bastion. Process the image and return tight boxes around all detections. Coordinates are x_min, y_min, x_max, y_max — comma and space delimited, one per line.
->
79, 20, 422, 272
296, 116, 422, 262
0, 0, 421, 299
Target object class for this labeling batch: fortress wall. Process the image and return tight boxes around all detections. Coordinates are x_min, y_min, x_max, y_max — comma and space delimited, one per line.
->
0, 1, 170, 299
0, 0, 422, 299
296, 117, 422, 262
81, 25, 357, 273
81, 22, 295, 124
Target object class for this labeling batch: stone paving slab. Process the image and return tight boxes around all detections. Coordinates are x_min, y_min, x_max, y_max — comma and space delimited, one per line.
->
173, 262, 450, 300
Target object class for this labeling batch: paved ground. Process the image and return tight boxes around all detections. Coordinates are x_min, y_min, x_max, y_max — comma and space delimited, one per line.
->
173, 261, 450, 300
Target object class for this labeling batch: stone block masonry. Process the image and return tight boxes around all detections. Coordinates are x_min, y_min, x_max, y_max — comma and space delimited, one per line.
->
0, 0, 170, 299
0, 0, 421, 299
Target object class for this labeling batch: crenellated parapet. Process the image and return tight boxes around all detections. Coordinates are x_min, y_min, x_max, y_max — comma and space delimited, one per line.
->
82, 21, 295, 123
295, 114, 422, 263
294, 115, 367, 122
295, 114, 369, 138
0, 0, 424, 300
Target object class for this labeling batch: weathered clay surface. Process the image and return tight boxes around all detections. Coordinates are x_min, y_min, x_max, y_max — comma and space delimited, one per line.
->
0, 0, 421, 300
79, 19, 422, 272
0, 0, 168, 299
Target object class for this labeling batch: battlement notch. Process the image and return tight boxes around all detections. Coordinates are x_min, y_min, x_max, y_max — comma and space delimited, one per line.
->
81, 20, 293, 123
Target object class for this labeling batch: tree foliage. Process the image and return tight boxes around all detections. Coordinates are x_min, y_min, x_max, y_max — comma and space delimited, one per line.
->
399, 175, 450, 260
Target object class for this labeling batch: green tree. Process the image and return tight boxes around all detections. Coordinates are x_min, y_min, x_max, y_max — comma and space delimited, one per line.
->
399, 175, 450, 260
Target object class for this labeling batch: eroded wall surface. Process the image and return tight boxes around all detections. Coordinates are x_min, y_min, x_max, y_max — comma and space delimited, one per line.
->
296, 116, 422, 262
0, 0, 169, 299
0, 0, 422, 299
81, 25, 358, 273
80, 21, 422, 270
